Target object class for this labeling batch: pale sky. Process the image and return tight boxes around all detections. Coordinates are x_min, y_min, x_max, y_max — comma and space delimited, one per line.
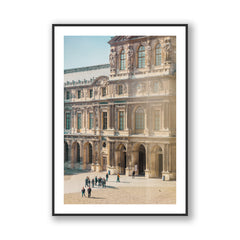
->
64, 36, 112, 70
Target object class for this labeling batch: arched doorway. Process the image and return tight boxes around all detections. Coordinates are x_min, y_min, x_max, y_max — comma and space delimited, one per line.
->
118, 144, 126, 174
83, 142, 93, 169
151, 146, 163, 177
72, 142, 80, 165
64, 142, 68, 163
139, 144, 146, 175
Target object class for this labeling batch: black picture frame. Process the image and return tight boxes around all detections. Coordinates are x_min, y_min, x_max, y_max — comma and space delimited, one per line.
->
52, 24, 188, 216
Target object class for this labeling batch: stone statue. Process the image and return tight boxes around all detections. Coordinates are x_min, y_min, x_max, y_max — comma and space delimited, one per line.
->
146, 41, 152, 66
163, 39, 171, 61
109, 48, 117, 68
127, 46, 134, 70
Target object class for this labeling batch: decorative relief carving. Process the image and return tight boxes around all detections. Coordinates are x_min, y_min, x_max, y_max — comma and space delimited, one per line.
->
123, 83, 127, 94
146, 41, 152, 66
163, 39, 172, 61
109, 48, 117, 69
127, 46, 134, 71
136, 83, 146, 94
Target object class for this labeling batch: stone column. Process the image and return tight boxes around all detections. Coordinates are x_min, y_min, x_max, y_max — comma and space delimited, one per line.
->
131, 151, 139, 175
73, 110, 76, 133
68, 141, 72, 169
115, 150, 120, 173
115, 108, 118, 130
145, 144, 150, 178
162, 144, 170, 180
80, 141, 84, 170
144, 107, 149, 135
168, 143, 172, 172
107, 142, 110, 166
125, 105, 127, 130
107, 107, 110, 129
93, 107, 96, 130
83, 143, 87, 170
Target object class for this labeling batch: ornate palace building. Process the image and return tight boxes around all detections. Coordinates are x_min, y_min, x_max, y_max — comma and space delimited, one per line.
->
64, 36, 176, 180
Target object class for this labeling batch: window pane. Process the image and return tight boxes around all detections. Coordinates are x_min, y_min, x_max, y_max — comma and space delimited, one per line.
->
102, 87, 106, 96
135, 108, 144, 129
154, 111, 160, 130
66, 113, 71, 129
119, 111, 124, 130
119, 85, 123, 95
155, 44, 161, 66
138, 46, 145, 68
78, 113, 82, 129
120, 50, 126, 70
103, 112, 107, 129
66, 91, 70, 99
78, 90, 81, 98
89, 113, 93, 129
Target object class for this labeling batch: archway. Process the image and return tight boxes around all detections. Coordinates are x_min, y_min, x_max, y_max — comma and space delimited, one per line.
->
72, 142, 80, 164
64, 142, 68, 163
117, 144, 126, 174
83, 142, 93, 169
138, 144, 146, 175
150, 146, 163, 178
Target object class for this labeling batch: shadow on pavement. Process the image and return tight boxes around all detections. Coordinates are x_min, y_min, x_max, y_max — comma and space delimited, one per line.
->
106, 185, 118, 189
64, 169, 90, 176
90, 197, 105, 199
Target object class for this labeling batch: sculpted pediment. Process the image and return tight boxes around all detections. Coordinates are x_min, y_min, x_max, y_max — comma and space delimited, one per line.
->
94, 76, 109, 86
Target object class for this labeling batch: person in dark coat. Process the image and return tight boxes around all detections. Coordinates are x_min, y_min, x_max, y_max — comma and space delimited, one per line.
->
81, 187, 86, 197
106, 172, 108, 181
88, 177, 90, 187
102, 178, 106, 188
92, 178, 94, 188
85, 177, 88, 187
132, 170, 135, 179
98, 177, 102, 186
95, 176, 98, 185
87, 187, 91, 198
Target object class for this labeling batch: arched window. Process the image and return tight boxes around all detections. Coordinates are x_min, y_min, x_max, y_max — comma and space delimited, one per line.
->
155, 44, 162, 66
135, 107, 145, 130
138, 46, 145, 68
120, 50, 126, 70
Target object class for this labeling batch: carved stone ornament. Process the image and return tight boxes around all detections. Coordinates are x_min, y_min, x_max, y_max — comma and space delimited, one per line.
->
163, 39, 171, 61
127, 46, 134, 70
123, 84, 127, 94
146, 41, 152, 66
109, 48, 117, 68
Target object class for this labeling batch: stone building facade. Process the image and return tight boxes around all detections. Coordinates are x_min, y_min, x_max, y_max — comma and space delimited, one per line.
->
64, 36, 176, 180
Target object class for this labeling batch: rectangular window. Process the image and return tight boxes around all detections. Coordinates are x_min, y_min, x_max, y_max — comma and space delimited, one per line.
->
77, 113, 82, 129
89, 89, 93, 98
154, 111, 160, 130
66, 91, 70, 100
103, 112, 107, 130
153, 82, 159, 93
78, 90, 81, 98
89, 113, 93, 129
66, 113, 71, 129
119, 111, 124, 130
119, 85, 123, 95
102, 87, 106, 97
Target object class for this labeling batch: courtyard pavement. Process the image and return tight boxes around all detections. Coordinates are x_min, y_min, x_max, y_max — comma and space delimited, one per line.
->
64, 170, 176, 204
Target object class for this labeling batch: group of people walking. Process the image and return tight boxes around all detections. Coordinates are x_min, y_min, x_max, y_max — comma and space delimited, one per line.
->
81, 171, 110, 198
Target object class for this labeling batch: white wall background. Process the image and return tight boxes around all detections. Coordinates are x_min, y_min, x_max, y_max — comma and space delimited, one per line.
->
0, 0, 239, 239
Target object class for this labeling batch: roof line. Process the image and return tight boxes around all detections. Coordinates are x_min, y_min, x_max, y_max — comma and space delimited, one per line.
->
64, 64, 110, 74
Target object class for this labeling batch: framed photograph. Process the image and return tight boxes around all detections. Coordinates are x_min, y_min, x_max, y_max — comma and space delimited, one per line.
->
52, 24, 188, 215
